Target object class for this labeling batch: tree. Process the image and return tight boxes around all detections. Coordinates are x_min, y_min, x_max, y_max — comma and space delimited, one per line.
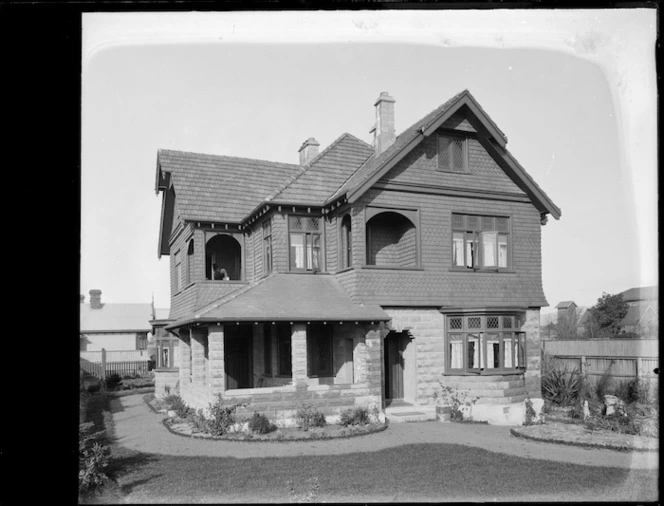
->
586, 292, 629, 338
555, 308, 580, 339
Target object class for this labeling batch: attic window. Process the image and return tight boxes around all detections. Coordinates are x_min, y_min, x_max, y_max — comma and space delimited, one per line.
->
438, 133, 467, 173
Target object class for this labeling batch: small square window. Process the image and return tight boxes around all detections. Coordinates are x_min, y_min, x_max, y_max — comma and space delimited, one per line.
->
439, 134, 467, 172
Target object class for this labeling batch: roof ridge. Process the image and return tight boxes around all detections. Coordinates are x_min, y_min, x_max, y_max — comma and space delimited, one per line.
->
268, 133, 373, 203
158, 148, 301, 169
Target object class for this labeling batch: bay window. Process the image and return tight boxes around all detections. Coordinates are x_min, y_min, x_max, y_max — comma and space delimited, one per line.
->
446, 314, 525, 374
289, 215, 322, 271
452, 213, 510, 270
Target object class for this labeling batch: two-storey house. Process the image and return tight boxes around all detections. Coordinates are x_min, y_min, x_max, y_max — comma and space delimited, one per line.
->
154, 90, 561, 425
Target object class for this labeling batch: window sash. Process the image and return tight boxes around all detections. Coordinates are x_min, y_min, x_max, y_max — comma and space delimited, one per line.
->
451, 214, 510, 270
290, 232, 321, 271
446, 315, 525, 373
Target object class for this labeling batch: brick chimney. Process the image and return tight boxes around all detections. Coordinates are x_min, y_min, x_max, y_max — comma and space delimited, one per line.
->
89, 289, 102, 309
298, 137, 320, 166
370, 92, 396, 155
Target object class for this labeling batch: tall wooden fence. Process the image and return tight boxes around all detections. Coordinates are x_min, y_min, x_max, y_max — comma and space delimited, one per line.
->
80, 348, 151, 380
542, 338, 659, 385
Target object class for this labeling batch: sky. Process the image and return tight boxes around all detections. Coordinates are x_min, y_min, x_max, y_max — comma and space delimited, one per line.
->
81, 9, 657, 312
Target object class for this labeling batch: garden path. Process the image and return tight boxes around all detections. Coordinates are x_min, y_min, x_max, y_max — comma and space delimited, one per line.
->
110, 394, 658, 470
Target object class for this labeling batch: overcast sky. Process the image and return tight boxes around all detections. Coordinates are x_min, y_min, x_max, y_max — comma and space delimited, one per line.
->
81, 9, 657, 311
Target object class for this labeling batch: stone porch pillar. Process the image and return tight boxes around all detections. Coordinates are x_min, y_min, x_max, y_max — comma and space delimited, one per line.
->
191, 327, 206, 385
365, 323, 383, 405
179, 329, 192, 386
291, 323, 308, 387
208, 325, 225, 395
523, 308, 542, 398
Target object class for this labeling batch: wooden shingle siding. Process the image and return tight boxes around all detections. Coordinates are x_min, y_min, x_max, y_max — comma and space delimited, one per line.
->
441, 111, 476, 132
325, 214, 339, 272
379, 130, 525, 196
271, 211, 289, 273
341, 187, 546, 307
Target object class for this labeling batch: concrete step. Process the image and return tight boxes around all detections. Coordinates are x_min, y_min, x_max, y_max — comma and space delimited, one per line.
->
385, 405, 436, 423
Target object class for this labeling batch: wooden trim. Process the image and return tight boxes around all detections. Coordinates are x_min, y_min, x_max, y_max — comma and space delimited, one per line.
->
373, 181, 530, 203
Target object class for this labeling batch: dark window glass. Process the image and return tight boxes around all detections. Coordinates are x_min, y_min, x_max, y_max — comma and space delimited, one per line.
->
307, 323, 333, 377
277, 324, 292, 376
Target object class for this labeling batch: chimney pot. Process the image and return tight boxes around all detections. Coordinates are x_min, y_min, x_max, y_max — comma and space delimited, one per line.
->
372, 92, 396, 155
298, 137, 320, 166
89, 289, 102, 309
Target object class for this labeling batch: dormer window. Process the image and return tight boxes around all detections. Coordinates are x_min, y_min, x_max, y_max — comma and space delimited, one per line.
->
289, 215, 322, 271
438, 133, 468, 173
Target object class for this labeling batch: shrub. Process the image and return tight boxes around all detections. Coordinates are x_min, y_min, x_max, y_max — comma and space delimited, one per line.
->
105, 372, 122, 390
595, 368, 615, 400
78, 422, 110, 496
187, 408, 209, 433
339, 406, 371, 427
163, 394, 191, 418
433, 383, 479, 421
248, 412, 275, 434
541, 366, 581, 407
295, 403, 327, 431
523, 398, 537, 426
206, 396, 242, 436
86, 382, 101, 394
585, 412, 641, 435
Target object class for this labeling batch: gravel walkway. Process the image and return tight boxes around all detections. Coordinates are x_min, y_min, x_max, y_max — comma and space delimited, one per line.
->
110, 394, 658, 470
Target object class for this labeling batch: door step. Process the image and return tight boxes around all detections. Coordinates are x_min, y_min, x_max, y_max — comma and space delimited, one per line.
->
385, 404, 436, 423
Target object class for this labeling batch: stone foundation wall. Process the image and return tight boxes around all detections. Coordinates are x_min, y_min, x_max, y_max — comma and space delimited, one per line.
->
154, 369, 180, 398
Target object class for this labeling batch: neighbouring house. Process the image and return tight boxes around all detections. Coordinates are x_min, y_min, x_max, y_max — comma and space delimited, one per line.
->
555, 301, 577, 320
618, 286, 658, 336
80, 289, 167, 361
154, 90, 561, 425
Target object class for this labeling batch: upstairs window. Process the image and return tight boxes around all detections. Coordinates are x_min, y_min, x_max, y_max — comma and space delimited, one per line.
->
340, 214, 352, 269
438, 133, 468, 172
174, 250, 182, 292
262, 221, 272, 275
446, 314, 525, 374
289, 216, 322, 271
452, 213, 510, 270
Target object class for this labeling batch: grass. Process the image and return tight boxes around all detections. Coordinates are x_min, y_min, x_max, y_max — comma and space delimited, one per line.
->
104, 442, 658, 503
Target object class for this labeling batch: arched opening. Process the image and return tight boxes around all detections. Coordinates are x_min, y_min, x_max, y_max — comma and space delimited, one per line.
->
340, 214, 352, 269
205, 234, 242, 280
186, 239, 194, 285
366, 211, 417, 267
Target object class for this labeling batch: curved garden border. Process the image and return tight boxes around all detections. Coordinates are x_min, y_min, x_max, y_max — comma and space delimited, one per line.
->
510, 426, 659, 453
143, 394, 389, 442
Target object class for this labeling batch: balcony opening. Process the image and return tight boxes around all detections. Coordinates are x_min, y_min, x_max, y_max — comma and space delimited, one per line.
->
366, 211, 417, 268
205, 234, 242, 280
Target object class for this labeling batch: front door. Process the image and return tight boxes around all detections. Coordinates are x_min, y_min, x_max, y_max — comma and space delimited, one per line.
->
384, 331, 407, 401
225, 326, 253, 389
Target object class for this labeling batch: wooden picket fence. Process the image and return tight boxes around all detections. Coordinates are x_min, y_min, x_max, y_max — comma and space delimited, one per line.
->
80, 354, 151, 380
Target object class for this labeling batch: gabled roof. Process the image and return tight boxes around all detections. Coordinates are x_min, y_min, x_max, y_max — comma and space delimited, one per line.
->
166, 273, 389, 329
80, 303, 154, 333
619, 286, 658, 303
267, 133, 374, 206
556, 301, 577, 309
620, 302, 657, 328
327, 90, 561, 220
156, 149, 302, 223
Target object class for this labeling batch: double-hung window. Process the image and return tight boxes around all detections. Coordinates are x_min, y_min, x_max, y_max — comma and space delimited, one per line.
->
452, 213, 510, 270
446, 314, 525, 374
262, 221, 272, 275
289, 216, 322, 271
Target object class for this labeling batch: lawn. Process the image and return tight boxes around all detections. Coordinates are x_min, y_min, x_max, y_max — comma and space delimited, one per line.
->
100, 442, 658, 503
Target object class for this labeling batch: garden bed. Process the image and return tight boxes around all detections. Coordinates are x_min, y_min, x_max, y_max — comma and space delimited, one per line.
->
145, 394, 388, 442
162, 416, 388, 442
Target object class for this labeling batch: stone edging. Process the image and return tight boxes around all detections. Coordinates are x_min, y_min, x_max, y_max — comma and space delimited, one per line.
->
510, 428, 658, 453
108, 387, 155, 397
160, 416, 389, 443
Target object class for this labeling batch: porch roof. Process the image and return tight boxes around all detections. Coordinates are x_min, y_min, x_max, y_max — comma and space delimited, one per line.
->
166, 273, 390, 329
